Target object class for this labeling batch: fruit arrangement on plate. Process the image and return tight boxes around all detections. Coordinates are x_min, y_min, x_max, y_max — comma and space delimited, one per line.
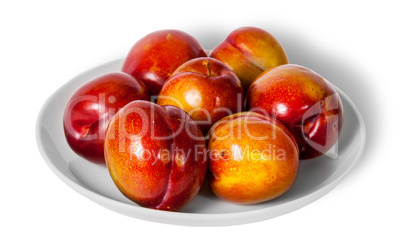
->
63, 27, 343, 211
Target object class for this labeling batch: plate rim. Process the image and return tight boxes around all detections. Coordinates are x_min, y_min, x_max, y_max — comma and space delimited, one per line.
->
36, 58, 367, 226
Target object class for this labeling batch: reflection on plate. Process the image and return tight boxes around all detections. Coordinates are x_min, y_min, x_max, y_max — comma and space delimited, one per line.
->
36, 59, 366, 226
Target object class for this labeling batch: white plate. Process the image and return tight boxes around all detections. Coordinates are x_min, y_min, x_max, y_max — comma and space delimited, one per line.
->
36, 58, 366, 226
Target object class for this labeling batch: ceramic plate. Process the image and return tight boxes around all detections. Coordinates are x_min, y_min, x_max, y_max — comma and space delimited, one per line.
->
36, 58, 366, 226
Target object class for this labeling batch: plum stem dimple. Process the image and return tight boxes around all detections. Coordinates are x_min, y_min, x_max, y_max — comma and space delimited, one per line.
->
80, 124, 92, 139
202, 59, 211, 77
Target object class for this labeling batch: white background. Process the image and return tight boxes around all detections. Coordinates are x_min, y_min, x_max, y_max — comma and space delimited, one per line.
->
1, 0, 401, 251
